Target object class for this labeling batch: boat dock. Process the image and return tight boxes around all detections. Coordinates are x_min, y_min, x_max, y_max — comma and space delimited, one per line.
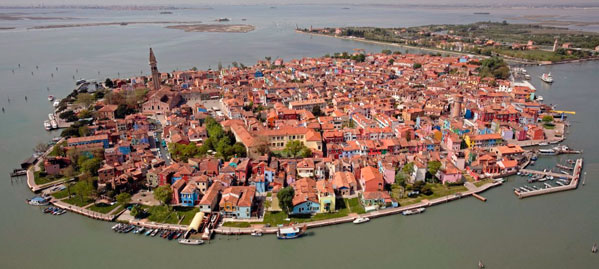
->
515, 158, 583, 199
519, 169, 574, 179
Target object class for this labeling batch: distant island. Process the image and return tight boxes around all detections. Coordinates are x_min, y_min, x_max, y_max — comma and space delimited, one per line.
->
166, 24, 255, 33
28, 21, 203, 30
298, 22, 599, 63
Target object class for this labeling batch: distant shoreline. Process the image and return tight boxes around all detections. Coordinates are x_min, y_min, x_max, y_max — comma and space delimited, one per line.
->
296, 30, 599, 66
166, 24, 255, 33
27, 21, 204, 30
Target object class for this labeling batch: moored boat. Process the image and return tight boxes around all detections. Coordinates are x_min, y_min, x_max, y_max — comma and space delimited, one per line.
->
27, 196, 50, 206
251, 230, 263, 237
353, 217, 370, 224
178, 239, 204, 245
44, 120, 52, 131
48, 95, 55, 101
276, 225, 307, 239
541, 73, 553, 83
401, 207, 426, 216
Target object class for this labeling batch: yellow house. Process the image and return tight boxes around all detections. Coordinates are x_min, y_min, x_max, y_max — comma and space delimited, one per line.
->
316, 180, 336, 213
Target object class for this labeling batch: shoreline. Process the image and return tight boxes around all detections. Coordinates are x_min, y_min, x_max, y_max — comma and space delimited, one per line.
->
296, 30, 599, 66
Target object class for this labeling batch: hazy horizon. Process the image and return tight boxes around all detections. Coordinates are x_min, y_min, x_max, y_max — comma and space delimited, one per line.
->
1, 0, 599, 7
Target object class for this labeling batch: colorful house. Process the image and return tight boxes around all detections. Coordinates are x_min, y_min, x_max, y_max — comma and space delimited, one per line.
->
316, 180, 336, 213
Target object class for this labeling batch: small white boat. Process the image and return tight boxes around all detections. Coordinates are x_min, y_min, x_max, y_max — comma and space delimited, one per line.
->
541, 73, 553, 83
353, 217, 370, 224
251, 231, 263, 237
44, 120, 52, 131
178, 239, 204, 245
50, 120, 58, 129
537, 96, 544, 102
402, 207, 426, 216
48, 95, 55, 101
53, 100, 60, 107
538, 142, 548, 146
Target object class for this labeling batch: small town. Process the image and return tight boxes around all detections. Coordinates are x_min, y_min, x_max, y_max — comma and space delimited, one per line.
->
20, 47, 584, 243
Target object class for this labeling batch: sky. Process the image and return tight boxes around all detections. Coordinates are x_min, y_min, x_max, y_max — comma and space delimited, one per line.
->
1, 0, 598, 6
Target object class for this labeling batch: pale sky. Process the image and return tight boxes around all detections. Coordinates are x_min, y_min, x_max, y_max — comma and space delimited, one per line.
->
1, 0, 597, 6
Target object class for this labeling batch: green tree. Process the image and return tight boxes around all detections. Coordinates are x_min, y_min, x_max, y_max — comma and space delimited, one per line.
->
427, 161, 442, 178
542, 115, 554, 123
283, 140, 308, 158
382, 49, 392, 55
395, 171, 406, 187
75, 93, 94, 107
104, 78, 114, 88
72, 179, 94, 205
154, 185, 173, 205
130, 204, 145, 218
81, 158, 102, 176
277, 186, 295, 214
116, 192, 132, 206
413, 63, 422, 69
402, 162, 415, 175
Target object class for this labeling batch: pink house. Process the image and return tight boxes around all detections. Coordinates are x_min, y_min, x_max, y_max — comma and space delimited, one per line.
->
436, 162, 463, 184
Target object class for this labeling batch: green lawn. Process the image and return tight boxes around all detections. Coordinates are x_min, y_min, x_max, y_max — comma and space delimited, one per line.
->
261, 198, 351, 226
88, 203, 121, 214
346, 197, 365, 214
222, 222, 252, 228
474, 179, 494, 188
51, 189, 71, 199
34, 171, 66, 185
64, 196, 95, 207
399, 183, 467, 206
147, 205, 198, 225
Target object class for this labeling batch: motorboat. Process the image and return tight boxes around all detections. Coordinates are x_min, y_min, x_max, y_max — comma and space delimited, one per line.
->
276, 225, 307, 239
44, 120, 52, 131
178, 239, 204, 245
251, 231, 263, 237
541, 73, 553, 83
48, 95, 55, 101
53, 100, 60, 107
27, 196, 50, 206
353, 217, 370, 224
401, 207, 426, 216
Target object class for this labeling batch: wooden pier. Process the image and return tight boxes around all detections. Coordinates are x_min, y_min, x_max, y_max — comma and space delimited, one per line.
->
519, 169, 574, 179
472, 193, 487, 202
515, 158, 583, 199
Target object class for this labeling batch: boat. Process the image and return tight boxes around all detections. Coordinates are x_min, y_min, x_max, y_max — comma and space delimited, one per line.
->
473, 12, 490, 15
251, 231, 263, 237
53, 100, 60, 107
145, 229, 153, 236
27, 196, 49, 206
44, 120, 52, 131
401, 207, 426, 216
276, 225, 307, 239
592, 243, 597, 253
538, 148, 556, 155
541, 73, 553, 83
215, 17, 230, 22
479, 260, 485, 268
353, 217, 370, 224
151, 229, 160, 237
537, 96, 544, 102
538, 142, 549, 146
10, 168, 27, 177
48, 95, 54, 101
178, 239, 204, 245
50, 120, 58, 129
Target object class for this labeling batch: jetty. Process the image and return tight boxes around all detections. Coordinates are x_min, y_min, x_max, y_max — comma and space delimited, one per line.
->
519, 168, 574, 179
515, 158, 583, 199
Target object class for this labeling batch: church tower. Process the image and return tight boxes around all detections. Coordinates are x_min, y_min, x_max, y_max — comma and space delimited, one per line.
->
149, 48, 160, 91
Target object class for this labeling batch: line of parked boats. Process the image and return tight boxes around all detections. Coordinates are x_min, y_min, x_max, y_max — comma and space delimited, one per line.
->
44, 113, 58, 131
111, 223, 204, 245
43, 206, 66, 215
401, 207, 426, 216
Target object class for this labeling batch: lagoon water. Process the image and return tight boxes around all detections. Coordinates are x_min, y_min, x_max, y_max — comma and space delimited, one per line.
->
1, 5, 599, 268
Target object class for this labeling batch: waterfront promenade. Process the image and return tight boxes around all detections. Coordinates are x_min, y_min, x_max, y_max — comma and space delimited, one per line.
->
214, 180, 503, 235
50, 198, 123, 221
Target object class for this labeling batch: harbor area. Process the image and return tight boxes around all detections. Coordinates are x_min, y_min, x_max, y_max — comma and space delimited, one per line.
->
514, 158, 583, 199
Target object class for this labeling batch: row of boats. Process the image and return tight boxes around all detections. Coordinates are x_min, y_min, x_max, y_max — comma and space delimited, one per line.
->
43, 206, 66, 215
537, 145, 581, 156
44, 113, 58, 131
111, 223, 204, 245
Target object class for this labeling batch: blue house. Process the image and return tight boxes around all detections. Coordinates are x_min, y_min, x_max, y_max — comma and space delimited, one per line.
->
250, 175, 267, 193
180, 184, 199, 207
291, 199, 320, 215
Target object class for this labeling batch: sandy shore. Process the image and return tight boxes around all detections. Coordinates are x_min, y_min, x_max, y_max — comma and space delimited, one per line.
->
166, 24, 255, 33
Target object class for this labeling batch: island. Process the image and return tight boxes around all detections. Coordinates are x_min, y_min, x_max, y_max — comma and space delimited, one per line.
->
166, 24, 255, 33
297, 22, 599, 64
23, 47, 583, 243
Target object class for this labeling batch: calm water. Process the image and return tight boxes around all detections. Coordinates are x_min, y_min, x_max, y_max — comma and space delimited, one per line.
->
1, 5, 598, 268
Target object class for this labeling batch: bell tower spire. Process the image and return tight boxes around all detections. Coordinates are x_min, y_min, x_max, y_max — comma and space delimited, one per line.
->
149, 48, 160, 91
